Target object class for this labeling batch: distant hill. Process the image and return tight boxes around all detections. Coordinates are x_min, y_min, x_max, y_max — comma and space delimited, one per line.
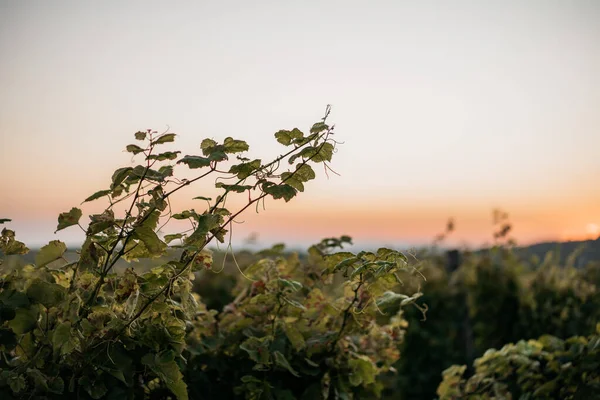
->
514, 236, 600, 267
4, 237, 600, 273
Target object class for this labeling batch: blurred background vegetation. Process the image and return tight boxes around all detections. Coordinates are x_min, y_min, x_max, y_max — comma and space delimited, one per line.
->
4, 218, 599, 399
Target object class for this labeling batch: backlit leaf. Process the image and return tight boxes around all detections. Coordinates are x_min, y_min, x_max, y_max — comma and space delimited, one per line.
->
223, 137, 249, 153
1, 229, 29, 255
110, 167, 133, 189
126, 144, 145, 155
164, 233, 184, 244
148, 151, 181, 161
215, 182, 253, 193
229, 159, 261, 179
310, 122, 329, 134
151, 133, 176, 145
348, 356, 377, 386
275, 128, 304, 146
55, 207, 82, 232
200, 138, 217, 155
177, 155, 211, 169
35, 240, 67, 268
375, 291, 419, 310
83, 190, 111, 203
262, 183, 297, 202
134, 131, 146, 140
142, 351, 188, 400
132, 226, 166, 255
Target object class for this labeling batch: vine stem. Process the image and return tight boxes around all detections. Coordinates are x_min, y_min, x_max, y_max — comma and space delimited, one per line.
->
330, 276, 364, 351
87, 122, 336, 346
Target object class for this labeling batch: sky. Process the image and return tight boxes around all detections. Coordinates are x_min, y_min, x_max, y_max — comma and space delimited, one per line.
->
1, 0, 599, 250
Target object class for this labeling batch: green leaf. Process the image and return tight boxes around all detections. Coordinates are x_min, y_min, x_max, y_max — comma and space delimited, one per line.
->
87, 210, 116, 235
8, 307, 38, 334
229, 159, 262, 179
275, 128, 304, 146
223, 137, 249, 153
297, 142, 334, 163
273, 351, 300, 377
131, 165, 166, 182
200, 138, 217, 155
141, 209, 162, 231
125, 144, 145, 155
27, 280, 66, 308
284, 324, 306, 351
310, 122, 329, 134
132, 226, 166, 255
78, 237, 100, 271
148, 151, 181, 161
281, 164, 316, 192
263, 183, 297, 202
110, 167, 133, 189
134, 131, 147, 140
7, 371, 26, 393
313, 142, 334, 162
0, 218, 11, 224
185, 214, 221, 246
282, 296, 306, 310
55, 207, 82, 232
52, 321, 73, 355
348, 356, 377, 386
151, 133, 176, 145
142, 351, 188, 400
280, 172, 304, 192
159, 165, 174, 177
164, 233, 184, 244
192, 196, 212, 201
172, 210, 198, 220
332, 256, 359, 272
35, 240, 67, 267
215, 182, 253, 193
278, 278, 302, 292
198, 214, 222, 231
240, 337, 271, 364
1, 229, 29, 255
177, 155, 211, 169
27, 368, 50, 392
294, 163, 316, 181
375, 291, 422, 309
83, 190, 111, 203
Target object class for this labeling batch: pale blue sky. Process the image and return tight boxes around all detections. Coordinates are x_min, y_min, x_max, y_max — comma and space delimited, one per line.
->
1, 0, 599, 248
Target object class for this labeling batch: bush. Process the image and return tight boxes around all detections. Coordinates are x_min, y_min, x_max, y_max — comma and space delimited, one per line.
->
0, 109, 424, 399
393, 247, 600, 399
437, 324, 600, 399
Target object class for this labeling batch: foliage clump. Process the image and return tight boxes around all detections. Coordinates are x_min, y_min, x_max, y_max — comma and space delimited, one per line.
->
0, 108, 424, 399
437, 323, 600, 399
393, 246, 600, 400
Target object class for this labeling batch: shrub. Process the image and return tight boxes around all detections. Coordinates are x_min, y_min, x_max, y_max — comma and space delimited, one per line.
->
393, 247, 600, 400
437, 323, 600, 399
0, 108, 424, 399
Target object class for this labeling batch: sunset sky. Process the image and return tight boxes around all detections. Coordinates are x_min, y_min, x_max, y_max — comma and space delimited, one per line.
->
1, 1, 599, 250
